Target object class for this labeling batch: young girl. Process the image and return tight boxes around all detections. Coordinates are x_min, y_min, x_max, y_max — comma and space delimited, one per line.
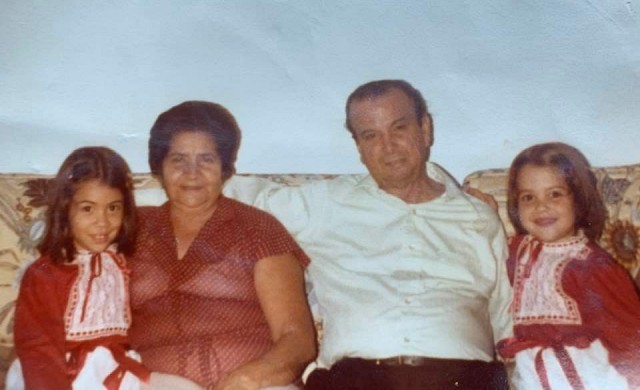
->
8, 147, 200, 390
498, 142, 640, 389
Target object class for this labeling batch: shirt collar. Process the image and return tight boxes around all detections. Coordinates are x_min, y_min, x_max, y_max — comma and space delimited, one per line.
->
354, 161, 462, 201
75, 243, 119, 257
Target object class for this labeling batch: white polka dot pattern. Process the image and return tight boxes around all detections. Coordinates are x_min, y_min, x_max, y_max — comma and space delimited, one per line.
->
128, 196, 309, 387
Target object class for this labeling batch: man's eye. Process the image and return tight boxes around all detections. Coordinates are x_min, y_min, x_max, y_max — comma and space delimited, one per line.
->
360, 132, 375, 141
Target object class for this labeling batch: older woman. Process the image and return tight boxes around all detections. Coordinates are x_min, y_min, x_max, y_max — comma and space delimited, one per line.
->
128, 101, 316, 389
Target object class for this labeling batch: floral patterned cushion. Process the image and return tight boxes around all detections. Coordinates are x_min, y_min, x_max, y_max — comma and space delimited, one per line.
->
0, 166, 638, 381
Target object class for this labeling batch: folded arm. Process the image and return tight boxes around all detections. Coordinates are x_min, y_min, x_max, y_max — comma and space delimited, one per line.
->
214, 253, 317, 390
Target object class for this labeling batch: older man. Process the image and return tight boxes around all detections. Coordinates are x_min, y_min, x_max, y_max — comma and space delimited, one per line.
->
226, 80, 512, 389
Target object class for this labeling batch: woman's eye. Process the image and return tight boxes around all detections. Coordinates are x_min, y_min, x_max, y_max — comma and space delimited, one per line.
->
170, 156, 185, 164
200, 155, 217, 164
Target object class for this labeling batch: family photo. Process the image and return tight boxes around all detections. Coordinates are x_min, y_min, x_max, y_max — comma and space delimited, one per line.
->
1, 1, 639, 389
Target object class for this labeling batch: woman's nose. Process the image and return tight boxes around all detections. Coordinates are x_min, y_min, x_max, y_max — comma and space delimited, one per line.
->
182, 160, 198, 176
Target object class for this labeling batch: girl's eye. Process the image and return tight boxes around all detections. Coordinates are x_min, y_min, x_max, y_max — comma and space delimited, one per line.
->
81, 205, 93, 213
108, 204, 123, 212
550, 189, 570, 199
519, 194, 534, 203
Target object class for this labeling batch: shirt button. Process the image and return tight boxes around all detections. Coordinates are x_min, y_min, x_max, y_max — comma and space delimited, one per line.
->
404, 337, 410, 342
404, 298, 411, 304
473, 219, 488, 231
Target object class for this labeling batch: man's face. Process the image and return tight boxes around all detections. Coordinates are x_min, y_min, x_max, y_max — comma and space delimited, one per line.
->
348, 88, 432, 191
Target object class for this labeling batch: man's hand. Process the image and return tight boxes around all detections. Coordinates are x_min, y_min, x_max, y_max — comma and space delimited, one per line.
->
463, 185, 499, 212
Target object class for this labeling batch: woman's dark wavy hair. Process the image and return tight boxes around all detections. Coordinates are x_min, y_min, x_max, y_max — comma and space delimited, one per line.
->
148, 101, 241, 183
507, 142, 607, 241
37, 146, 137, 264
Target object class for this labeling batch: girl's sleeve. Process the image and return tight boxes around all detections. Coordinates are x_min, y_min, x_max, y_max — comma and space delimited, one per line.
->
580, 253, 640, 388
14, 262, 71, 389
505, 235, 522, 285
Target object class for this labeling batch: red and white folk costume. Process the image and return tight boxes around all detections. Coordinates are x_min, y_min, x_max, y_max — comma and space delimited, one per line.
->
10, 246, 150, 389
498, 233, 640, 389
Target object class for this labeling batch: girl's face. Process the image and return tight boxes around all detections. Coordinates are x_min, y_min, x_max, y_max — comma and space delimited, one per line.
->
69, 179, 124, 253
516, 164, 576, 243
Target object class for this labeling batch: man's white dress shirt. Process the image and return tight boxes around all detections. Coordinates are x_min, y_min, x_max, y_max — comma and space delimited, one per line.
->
225, 162, 513, 368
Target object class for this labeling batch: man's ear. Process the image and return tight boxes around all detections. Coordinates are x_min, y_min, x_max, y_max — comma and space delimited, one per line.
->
355, 139, 366, 165
421, 113, 434, 147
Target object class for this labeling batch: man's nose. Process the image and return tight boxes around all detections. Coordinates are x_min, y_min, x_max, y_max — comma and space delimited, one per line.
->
381, 133, 396, 152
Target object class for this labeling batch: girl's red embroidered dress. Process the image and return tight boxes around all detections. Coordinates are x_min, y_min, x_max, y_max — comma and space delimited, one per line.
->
498, 233, 640, 389
11, 245, 150, 389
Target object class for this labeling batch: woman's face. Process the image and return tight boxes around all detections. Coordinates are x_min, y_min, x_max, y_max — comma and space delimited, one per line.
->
161, 130, 223, 212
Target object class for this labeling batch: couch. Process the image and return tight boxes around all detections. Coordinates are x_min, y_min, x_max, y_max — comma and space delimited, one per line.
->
1, 164, 639, 385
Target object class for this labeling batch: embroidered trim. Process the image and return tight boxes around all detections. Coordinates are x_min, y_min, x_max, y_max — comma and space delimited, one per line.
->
64, 249, 130, 341
512, 235, 589, 326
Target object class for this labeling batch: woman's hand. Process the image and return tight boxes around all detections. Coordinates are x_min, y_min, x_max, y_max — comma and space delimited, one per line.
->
213, 364, 261, 390
146, 372, 204, 389
215, 253, 316, 390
